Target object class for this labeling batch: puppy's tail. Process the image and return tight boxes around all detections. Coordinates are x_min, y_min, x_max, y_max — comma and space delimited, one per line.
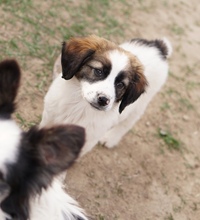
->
161, 37, 173, 59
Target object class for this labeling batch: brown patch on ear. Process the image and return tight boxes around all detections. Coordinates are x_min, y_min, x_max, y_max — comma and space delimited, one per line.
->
61, 35, 116, 80
119, 57, 148, 113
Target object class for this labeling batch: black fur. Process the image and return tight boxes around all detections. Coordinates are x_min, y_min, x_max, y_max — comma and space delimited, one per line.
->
0, 179, 10, 201
75, 217, 86, 220
114, 71, 128, 102
0, 59, 21, 118
131, 38, 169, 59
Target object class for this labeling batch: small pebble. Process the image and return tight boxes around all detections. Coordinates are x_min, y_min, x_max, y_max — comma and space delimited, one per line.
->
159, 129, 167, 136
146, 121, 151, 126
183, 115, 189, 121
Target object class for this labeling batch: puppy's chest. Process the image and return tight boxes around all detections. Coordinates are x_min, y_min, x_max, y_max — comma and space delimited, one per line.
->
65, 107, 118, 138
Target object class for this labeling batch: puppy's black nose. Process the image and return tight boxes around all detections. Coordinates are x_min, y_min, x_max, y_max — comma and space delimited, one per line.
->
98, 96, 110, 106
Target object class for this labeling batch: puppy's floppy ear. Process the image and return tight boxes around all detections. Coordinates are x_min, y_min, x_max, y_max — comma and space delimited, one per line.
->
61, 37, 96, 80
119, 66, 148, 113
27, 124, 85, 175
0, 59, 21, 115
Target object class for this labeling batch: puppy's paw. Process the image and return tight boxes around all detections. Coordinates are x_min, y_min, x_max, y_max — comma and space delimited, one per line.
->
100, 134, 120, 149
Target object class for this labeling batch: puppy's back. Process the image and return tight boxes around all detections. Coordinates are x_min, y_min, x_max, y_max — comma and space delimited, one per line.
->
120, 37, 172, 60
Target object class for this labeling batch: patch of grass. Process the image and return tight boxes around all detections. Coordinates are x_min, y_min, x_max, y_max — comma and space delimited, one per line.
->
169, 71, 184, 81
164, 213, 174, 220
116, 184, 123, 196
169, 23, 185, 35
35, 71, 49, 93
191, 202, 198, 211
15, 112, 38, 129
166, 88, 180, 96
0, 0, 33, 12
165, 87, 194, 111
84, 0, 110, 18
186, 81, 200, 89
159, 129, 181, 151
161, 102, 171, 111
178, 98, 194, 110
182, 63, 199, 76
173, 204, 182, 213
98, 214, 105, 220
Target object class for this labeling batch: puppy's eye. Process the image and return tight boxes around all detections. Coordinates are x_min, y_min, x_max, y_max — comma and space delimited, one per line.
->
116, 82, 125, 89
93, 68, 103, 77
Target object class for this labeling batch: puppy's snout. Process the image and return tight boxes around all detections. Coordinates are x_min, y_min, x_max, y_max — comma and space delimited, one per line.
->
97, 96, 110, 106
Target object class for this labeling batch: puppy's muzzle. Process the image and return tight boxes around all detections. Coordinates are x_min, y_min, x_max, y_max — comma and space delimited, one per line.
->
97, 95, 110, 107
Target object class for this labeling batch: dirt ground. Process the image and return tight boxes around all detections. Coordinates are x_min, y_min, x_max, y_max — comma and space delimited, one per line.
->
1, 0, 200, 219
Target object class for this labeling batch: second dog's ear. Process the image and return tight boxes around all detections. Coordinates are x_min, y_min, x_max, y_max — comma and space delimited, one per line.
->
61, 37, 96, 80
0, 59, 21, 115
27, 125, 85, 175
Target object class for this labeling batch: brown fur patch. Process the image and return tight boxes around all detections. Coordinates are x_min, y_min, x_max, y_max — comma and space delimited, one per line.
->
118, 54, 147, 113
63, 35, 116, 55
129, 55, 147, 94
61, 35, 117, 80
76, 54, 112, 82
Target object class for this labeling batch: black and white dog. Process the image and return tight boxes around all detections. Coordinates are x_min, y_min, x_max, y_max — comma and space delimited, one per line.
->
0, 60, 88, 220
40, 35, 172, 156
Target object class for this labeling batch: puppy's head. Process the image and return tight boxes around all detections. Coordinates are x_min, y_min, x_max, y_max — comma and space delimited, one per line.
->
61, 35, 147, 113
0, 59, 85, 220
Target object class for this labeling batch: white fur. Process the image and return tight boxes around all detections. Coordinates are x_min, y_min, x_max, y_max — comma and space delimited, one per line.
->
0, 177, 87, 220
0, 209, 9, 220
162, 38, 173, 58
40, 39, 171, 155
0, 119, 21, 177
29, 178, 87, 220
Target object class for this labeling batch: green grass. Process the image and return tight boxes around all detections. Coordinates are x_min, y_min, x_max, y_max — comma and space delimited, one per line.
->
165, 87, 194, 111
178, 98, 194, 110
161, 102, 171, 111
164, 214, 174, 220
169, 23, 185, 35
1, 0, 134, 126
186, 81, 200, 89
159, 129, 181, 151
0, 0, 130, 63
98, 214, 106, 220
15, 112, 39, 129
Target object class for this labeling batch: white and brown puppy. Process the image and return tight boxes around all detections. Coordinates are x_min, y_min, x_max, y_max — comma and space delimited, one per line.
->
40, 35, 172, 156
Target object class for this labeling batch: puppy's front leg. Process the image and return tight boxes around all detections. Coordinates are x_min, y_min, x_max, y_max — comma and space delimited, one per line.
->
99, 113, 142, 148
